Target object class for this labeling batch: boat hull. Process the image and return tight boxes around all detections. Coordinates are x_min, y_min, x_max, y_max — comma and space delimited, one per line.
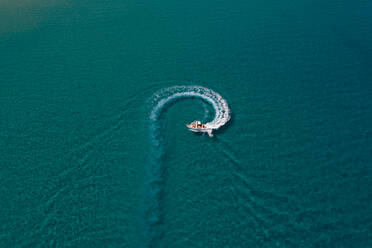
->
186, 124, 213, 137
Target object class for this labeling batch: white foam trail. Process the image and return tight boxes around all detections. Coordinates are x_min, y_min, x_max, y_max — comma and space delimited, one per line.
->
150, 86, 230, 131
140, 85, 230, 247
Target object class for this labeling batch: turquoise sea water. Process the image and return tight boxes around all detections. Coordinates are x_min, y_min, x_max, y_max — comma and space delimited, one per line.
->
1, 0, 372, 247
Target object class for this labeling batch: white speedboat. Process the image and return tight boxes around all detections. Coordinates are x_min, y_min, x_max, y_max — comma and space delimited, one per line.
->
186, 121, 213, 137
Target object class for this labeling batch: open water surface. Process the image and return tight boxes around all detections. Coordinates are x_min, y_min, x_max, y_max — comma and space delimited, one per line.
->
1, 0, 371, 247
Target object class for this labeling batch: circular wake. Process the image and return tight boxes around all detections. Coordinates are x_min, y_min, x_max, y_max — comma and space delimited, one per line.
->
139, 85, 230, 247
150, 86, 230, 133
